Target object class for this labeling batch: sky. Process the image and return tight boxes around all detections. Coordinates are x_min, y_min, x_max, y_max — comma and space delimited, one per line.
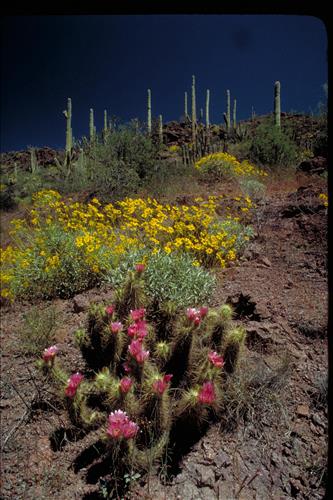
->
0, 14, 328, 152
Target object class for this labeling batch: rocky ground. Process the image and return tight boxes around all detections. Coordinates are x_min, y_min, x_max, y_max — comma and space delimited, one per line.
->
0, 172, 328, 499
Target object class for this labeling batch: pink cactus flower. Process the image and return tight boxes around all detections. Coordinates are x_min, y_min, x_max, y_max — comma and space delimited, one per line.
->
186, 307, 202, 325
105, 305, 114, 316
198, 381, 216, 405
135, 263, 145, 273
208, 351, 224, 368
42, 345, 59, 363
152, 374, 173, 395
122, 362, 132, 374
120, 377, 133, 394
127, 320, 147, 341
65, 372, 84, 398
130, 308, 146, 322
107, 410, 139, 440
128, 339, 149, 364
121, 419, 140, 439
110, 321, 122, 334
199, 306, 209, 318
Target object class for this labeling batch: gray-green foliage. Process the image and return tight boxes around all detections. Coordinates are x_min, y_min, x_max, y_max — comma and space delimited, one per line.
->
239, 178, 266, 202
104, 250, 216, 308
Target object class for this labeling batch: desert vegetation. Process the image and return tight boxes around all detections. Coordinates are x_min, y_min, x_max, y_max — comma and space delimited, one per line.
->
0, 77, 328, 499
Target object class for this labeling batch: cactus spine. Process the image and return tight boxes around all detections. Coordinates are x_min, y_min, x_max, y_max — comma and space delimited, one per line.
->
205, 89, 210, 127
158, 114, 163, 145
147, 89, 152, 135
89, 108, 95, 142
63, 98, 72, 154
233, 99, 237, 130
274, 81, 281, 127
191, 75, 197, 144
184, 91, 188, 120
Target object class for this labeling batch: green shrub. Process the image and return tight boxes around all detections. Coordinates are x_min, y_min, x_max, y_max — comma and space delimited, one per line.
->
19, 305, 59, 355
104, 250, 216, 308
249, 121, 299, 168
239, 178, 266, 202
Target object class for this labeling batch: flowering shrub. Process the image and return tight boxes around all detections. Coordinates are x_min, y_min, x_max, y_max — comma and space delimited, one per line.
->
195, 152, 267, 181
319, 193, 328, 207
1, 190, 253, 300
41, 267, 246, 480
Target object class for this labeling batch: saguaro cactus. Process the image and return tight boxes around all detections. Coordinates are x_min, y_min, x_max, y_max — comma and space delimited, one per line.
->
225, 90, 231, 132
206, 89, 210, 127
147, 89, 152, 135
184, 91, 188, 120
233, 99, 237, 130
89, 108, 95, 142
63, 97, 72, 154
192, 75, 197, 143
274, 81, 281, 127
158, 114, 163, 145
103, 109, 108, 143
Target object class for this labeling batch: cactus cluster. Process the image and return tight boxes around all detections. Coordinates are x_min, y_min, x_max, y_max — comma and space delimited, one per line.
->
40, 265, 246, 479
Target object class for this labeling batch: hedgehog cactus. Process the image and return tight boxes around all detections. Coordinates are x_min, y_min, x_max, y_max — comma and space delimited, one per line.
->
274, 81, 281, 127
41, 266, 246, 478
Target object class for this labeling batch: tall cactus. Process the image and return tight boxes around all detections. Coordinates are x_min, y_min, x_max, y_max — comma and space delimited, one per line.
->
205, 89, 210, 127
147, 89, 152, 135
63, 97, 72, 154
226, 90, 231, 132
158, 114, 163, 145
89, 108, 95, 142
191, 75, 197, 144
103, 110, 108, 144
233, 99, 237, 130
184, 91, 188, 120
274, 81, 281, 127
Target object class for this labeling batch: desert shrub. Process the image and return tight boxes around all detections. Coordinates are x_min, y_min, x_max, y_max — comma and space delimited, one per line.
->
104, 250, 216, 308
249, 121, 299, 168
1, 190, 253, 300
194, 152, 267, 182
20, 305, 59, 355
39, 267, 246, 490
239, 178, 266, 202
0, 182, 16, 210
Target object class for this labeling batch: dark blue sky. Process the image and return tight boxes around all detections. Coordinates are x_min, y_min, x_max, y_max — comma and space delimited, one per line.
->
0, 15, 328, 152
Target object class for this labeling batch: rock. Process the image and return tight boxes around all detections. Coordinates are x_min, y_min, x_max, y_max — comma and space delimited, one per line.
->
297, 156, 327, 175
72, 295, 90, 313
214, 450, 231, 468
259, 256, 272, 267
198, 467, 215, 488
271, 452, 282, 467
296, 404, 310, 417
312, 413, 325, 428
